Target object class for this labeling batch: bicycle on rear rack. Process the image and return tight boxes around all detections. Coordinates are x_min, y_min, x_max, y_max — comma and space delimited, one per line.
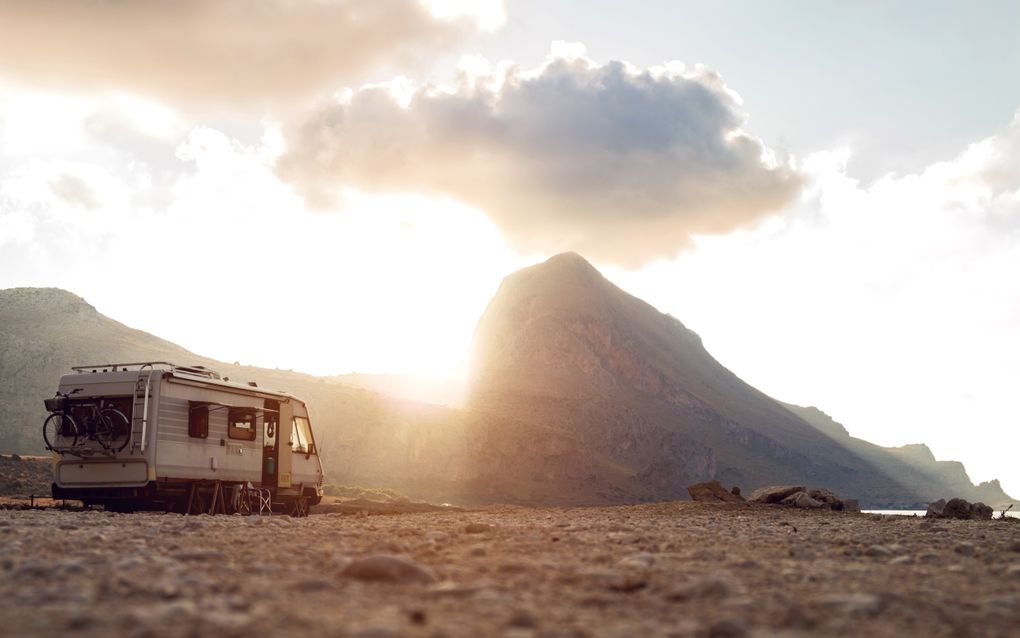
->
43, 388, 131, 455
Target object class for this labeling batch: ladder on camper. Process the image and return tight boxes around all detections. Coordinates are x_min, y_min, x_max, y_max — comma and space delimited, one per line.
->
130, 365, 157, 454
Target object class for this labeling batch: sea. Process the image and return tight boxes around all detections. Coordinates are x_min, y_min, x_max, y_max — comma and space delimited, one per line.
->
864, 509, 1019, 519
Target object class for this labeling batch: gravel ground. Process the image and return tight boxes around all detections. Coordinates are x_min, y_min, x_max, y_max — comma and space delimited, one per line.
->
1, 502, 1018, 637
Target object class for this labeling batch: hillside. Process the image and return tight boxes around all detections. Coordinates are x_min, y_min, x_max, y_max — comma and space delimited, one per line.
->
1, 274, 1013, 508
466, 253, 1016, 507
0, 288, 484, 501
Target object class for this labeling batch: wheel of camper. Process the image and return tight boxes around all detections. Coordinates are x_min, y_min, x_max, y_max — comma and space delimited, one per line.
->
43, 412, 80, 452
92, 408, 130, 452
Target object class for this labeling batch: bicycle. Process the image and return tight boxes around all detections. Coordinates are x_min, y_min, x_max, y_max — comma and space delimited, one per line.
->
43, 388, 131, 454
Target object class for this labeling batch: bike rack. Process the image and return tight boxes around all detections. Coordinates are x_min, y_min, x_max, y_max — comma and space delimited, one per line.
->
50, 443, 117, 458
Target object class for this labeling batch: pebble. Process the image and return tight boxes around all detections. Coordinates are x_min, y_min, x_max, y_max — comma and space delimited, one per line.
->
507, 608, 538, 628
812, 593, 884, 617
709, 618, 749, 638
617, 552, 656, 569
341, 554, 437, 584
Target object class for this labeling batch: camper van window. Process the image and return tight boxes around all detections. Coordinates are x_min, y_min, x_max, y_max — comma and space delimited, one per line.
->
291, 417, 313, 454
188, 402, 210, 438
228, 407, 257, 441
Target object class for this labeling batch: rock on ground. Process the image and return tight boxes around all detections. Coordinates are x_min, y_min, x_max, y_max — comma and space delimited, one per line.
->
1, 502, 1018, 637
748, 485, 806, 503
927, 497, 995, 520
687, 481, 746, 503
781, 491, 825, 509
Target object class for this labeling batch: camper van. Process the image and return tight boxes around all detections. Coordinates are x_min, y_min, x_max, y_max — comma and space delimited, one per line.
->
42, 362, 323, 515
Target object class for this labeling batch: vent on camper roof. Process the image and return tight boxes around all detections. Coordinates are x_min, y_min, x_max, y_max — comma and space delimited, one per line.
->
175, 365, 222, 380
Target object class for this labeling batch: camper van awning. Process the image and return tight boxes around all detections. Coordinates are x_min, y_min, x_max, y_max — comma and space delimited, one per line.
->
166, 372, 294, 402
189, 401, 279, 414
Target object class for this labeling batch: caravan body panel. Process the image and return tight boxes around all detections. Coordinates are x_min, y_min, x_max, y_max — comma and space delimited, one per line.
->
47, 362, 324, 513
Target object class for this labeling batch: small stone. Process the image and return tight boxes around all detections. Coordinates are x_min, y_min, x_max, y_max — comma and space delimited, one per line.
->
464, 523, 494, 534
1004, 565, 1020, 579
617, 553, 656, 569
172, 550, 225, 562
708, 618, 748, 638
667, 575, 734, 601
341, 554, 436, 584
65, 612, 95, 631
865, 545, 893, 557
955, 543, 976, 557
507, 609, 538, 628
812, 593, 884, 617
427, 582, 485, 598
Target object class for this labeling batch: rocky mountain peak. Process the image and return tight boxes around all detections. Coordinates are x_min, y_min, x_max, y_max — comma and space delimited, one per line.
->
0, 287, 99, 323
492, 251, 612, 305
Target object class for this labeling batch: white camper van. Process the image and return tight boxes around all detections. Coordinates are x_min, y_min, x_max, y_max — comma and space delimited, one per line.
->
42, 362, 323, 515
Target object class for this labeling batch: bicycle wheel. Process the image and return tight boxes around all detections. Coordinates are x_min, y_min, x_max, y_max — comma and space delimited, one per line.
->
43, 413, 79, 451
97, 408, 131, 452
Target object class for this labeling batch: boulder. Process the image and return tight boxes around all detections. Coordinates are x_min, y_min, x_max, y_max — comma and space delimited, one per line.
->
925, 498, 994, 520
841, 499, 861, 513
943, 498, 973, 519
970, 502, 993, 520
749, 485, 806, 504
688, 481, 746, 503
781, 491, 826, 509
925, 499, 947, 518
808, 488, 842, 508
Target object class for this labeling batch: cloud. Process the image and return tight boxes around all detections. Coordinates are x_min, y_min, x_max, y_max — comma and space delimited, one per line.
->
0, 0, 489, 109
277, 44, 803, 266
0, 118, 522, 378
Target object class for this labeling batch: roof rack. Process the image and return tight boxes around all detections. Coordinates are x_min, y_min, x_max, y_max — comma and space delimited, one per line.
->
70, 362, 222, 380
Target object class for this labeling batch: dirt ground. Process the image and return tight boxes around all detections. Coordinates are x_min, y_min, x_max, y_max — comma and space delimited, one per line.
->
1, 502, 1018, 638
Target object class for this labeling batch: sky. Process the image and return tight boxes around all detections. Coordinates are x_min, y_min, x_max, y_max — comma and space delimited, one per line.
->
1, 1, 1018, 496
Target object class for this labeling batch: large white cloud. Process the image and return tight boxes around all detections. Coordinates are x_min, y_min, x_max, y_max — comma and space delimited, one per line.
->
277, 45, 803, 266
0, 0, 495, 109
0, 104, 523, 378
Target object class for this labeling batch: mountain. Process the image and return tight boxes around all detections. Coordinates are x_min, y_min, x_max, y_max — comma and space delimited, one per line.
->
0, 287, 491, 502
779, 403, 1013, 507
1, 266, 1013, 508
466, 253, 1016, 507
